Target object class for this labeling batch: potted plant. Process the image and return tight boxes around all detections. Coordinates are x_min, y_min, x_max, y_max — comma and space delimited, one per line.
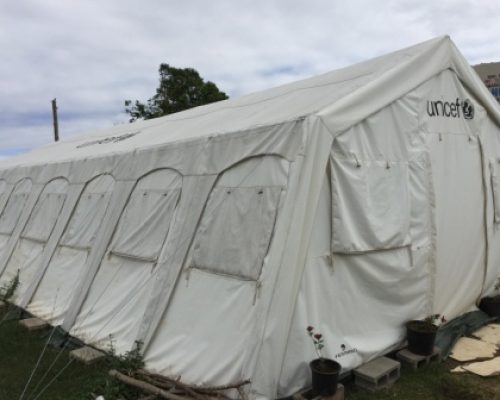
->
406, 314, 446, 356
306, 326, 341, 397
479, 277, 500, 317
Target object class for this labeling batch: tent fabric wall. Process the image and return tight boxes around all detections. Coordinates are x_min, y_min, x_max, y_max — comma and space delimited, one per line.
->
18, 184, 86, 309
0, 36, 499, 400
478, 116, 500, 298
0, 178, 69, 304
277, 90, 427, 395
275, 68, 498, 397
143, 155, 290, 385
278, 70, 500, 396
69, 169, 182, 353
27, 174, 116, 324
418, 72, 486, 318
0, 178, 33, 257
0, 180, 9, 219
0, 178, 42, 279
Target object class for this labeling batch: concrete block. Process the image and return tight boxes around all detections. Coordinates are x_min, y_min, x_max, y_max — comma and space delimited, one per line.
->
353, 356, 400, 391
70, 346, 105, 364
396, 347, 440, 369
292, 384, 344, 400
19, 318, 48, 331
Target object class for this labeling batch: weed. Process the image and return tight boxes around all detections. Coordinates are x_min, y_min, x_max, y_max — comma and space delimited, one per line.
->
96, 338, 145, 399
0, 269, 20, 302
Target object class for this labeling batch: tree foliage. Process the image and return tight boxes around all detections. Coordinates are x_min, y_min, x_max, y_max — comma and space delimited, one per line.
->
125, 63, 228, 121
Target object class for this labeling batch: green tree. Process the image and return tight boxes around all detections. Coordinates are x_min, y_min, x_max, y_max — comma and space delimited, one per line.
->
125, 63, 228, 121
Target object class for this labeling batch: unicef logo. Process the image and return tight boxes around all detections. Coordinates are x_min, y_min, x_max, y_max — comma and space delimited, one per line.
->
462, 99, 474, 120
426, 98, 474, 120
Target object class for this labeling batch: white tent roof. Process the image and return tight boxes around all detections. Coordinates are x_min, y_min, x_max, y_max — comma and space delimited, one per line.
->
2, 35, 498, 171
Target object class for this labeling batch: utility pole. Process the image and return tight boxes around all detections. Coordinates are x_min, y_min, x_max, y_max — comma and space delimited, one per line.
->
51, 98, 59, 142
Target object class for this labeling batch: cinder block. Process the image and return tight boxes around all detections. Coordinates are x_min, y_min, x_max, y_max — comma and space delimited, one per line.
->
353, 357, 400, 391
19, 318, 48, 331
70, 346, 105, 364
396, 347, 441, 369
292, 384, 344, 400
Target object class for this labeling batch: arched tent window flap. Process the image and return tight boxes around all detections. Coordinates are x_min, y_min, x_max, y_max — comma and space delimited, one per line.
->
0, 178, 33, 238
67, 168, 182, 354
0, 178, 70, 303
59, 174, 115, 251
331, 156, 411, 253
21, 178, 69, 244
187, 155, 289, 285
108, 169, 182, 263
26, 174, 116, 325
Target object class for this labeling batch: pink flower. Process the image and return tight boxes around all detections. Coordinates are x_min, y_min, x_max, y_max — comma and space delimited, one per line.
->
314, 333, 322, 340
307, 326, 314, 332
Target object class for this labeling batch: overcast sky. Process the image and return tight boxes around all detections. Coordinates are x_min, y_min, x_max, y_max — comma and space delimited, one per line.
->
1, 0, 498, 159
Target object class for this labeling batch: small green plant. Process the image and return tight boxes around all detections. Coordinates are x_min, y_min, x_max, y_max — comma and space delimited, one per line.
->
99, 338, 145, 399
107, 334, 116, 357
106, 337, 145, 373
119, 340, 145, 374
0, 269, 20, 302
306, 326, 325, 359
423, 314, 446, 326
494, 277, 500, 294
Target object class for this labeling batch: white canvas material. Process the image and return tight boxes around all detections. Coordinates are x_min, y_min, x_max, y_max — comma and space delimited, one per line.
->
0, 36, 500, 399
0, 178, 69, 303
27, 174, 116, 324
69, 169, 182, 353
0, 179, 32, 241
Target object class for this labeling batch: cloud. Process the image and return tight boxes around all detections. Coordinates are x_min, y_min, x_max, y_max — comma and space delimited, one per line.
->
1, 0, 499, 156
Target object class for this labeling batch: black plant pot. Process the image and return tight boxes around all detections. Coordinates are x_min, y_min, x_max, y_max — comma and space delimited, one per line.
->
479, 296, 500, 317
406, 320, 438, 356
309, 358, 341, 397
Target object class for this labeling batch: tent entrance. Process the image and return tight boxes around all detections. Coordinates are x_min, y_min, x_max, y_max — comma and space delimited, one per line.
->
428, 132, 485, 318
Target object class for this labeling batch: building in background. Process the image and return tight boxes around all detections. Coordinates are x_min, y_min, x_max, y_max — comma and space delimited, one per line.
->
474, 62, 500, 102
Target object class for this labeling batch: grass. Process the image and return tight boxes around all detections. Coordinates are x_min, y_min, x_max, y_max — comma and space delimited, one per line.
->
345, 361, 500, 400
0, 306, 141, 400
0, 303, 498, 400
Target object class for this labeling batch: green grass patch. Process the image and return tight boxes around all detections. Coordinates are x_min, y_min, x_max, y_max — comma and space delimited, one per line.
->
0, 307, 141, 400
345, 362, 500, 400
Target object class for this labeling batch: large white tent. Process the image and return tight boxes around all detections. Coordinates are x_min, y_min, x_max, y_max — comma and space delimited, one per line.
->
0, 35, 499, 398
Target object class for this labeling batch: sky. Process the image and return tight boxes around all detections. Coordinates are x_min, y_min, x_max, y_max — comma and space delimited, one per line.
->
1, 0, 499, 159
